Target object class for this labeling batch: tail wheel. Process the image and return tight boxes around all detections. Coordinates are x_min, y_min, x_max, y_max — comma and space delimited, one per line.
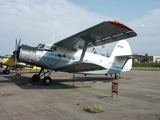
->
32, 74, 40, 82
115, 74, 119, 80
43, 77, 52, 86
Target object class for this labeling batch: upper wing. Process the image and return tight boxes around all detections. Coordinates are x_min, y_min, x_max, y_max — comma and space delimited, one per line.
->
54, 61, 106, 72
116, 55, 147, 59
54, 20, 137, 50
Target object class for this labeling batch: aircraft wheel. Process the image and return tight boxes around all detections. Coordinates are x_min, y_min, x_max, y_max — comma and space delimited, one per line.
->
32, 74, 40, 82
3, 70, 10, 74
43, 77, 52, 86
115, 74, 119, 80
3, 70, 6, 74
6, 70, 10, 74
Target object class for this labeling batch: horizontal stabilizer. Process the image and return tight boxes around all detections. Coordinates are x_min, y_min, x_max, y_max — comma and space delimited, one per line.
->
116, 55, 147, 59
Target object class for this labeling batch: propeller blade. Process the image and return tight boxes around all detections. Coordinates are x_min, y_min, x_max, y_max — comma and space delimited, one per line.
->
15, 38, 17, 50
16, 38, 21, 52
18, 38, 21, 47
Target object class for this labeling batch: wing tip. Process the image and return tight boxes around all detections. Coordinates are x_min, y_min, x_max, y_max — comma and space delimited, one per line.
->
108, 20, 133, 31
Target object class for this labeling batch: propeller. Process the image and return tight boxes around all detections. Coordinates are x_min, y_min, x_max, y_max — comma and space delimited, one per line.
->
13, 38, 21, 68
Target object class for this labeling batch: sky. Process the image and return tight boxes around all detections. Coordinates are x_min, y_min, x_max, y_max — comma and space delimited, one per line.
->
0, 0, 160, 56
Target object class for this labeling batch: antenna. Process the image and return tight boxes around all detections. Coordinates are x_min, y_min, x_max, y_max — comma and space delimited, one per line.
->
51, 33, 55, 44
101, 45, 106, 56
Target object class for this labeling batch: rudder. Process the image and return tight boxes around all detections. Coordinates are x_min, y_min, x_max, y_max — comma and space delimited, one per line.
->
110, 40, 132, 57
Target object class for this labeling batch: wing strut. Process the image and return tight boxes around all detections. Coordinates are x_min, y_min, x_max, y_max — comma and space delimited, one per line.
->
79, 37, 95, 61
80, 41, 89, 61
121, 58, 130, 68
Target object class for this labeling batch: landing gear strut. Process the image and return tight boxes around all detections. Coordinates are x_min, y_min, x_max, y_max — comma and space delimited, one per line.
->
32, 68, 44, 82
31, 68, 52, 86
3, 67, 11, 74
42, 69, 52, 86
115, 74, 119, 80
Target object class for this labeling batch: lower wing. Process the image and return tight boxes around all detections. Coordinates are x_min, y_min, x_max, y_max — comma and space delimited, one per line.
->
54, 61, 106, 72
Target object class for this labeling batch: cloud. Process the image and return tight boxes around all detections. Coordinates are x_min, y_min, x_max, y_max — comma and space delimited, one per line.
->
0, 0, 112, 55
0, 0, 160, 56
127, 8, 160, 55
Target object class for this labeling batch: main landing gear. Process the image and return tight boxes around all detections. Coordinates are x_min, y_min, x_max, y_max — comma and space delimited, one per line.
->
3, 67, 11, 74
3, 70, 10, 74
115, 73, 121, 80
31, 68, 52, 86
115, 74, 119, 80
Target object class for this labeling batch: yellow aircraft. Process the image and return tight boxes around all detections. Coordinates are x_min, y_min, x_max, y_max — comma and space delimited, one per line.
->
0, 54, 41, 74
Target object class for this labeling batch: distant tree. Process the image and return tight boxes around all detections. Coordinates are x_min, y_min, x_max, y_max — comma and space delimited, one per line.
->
106, 53, 110, 57
143, 53, 149, 63
92, 48, 97, 54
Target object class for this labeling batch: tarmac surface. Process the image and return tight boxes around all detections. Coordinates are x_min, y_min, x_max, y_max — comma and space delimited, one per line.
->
0, 68, 160, 120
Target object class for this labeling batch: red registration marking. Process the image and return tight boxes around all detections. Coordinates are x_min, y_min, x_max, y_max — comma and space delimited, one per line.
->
117, 45, 123, 48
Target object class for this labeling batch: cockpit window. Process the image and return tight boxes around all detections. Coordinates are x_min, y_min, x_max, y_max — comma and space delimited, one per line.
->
45, 45, 50, 49
39, 44, 45, 49
37, 43, 56, 52
37, 44, 45, 49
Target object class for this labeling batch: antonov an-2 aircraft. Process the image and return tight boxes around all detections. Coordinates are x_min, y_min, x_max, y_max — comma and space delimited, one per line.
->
13, 20, 144, 86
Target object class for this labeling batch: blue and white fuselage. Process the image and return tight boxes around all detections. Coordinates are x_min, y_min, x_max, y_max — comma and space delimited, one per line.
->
18, 40, 132, 75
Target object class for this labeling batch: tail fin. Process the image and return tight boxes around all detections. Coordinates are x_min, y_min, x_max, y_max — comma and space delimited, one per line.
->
110, 40, 132, 57
110, 40, 132, 72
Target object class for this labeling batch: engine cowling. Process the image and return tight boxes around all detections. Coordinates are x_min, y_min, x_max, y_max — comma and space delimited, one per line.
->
18, 45, 37, 65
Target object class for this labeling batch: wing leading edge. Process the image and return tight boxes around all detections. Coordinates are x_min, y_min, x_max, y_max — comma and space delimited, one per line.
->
54, 20, 137, 50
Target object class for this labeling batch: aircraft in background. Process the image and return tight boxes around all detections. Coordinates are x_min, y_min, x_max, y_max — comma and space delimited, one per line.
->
13, 20, 145, 85
0, 54, 41, 74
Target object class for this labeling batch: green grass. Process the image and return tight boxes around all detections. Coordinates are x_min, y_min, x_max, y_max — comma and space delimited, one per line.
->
126, 78, 132, 80
82, 85, 92, 88
132, 66, 160, 71
77, 103, 80, 105
66, 86, 79, 89
98, 96, 104, 99
84, 106, 105, 113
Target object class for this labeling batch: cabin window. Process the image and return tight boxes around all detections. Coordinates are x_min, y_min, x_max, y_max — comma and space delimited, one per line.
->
58, 54, 61, 58
63, 55, 66, 58
45, 45, 51, 49
53, 47, 57, 51
50, 46, 57, 52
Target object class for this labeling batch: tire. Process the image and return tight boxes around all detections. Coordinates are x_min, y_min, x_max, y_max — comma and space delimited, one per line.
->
3, 70, 10, 74
32, 74, 40, 82
3, 70, 6, 74
6, 70, 10, 74
115, 74, 119, 80
43, 77, 52, 86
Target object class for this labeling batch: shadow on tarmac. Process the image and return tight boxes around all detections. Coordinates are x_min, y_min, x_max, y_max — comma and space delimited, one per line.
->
0, 70, 115, 90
